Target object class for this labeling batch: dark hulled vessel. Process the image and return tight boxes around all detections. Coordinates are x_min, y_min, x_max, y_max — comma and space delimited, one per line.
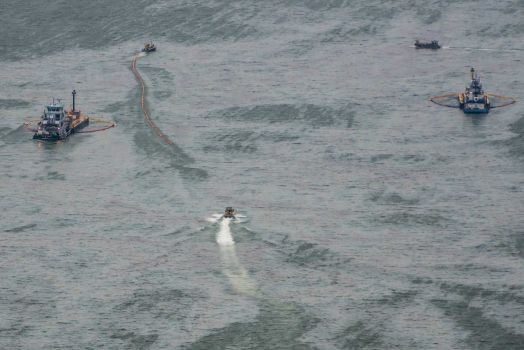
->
142, 42, 156, 52
414, 40, 441, 49
223, 207, 236, 219
458, 68, 490, 114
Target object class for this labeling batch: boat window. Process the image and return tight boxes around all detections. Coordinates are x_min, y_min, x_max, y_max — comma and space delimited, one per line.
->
55, 114, 60, 119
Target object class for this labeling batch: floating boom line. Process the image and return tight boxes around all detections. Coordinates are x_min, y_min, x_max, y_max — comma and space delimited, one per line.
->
131, 53, 174, 145
430, 92, 516, 109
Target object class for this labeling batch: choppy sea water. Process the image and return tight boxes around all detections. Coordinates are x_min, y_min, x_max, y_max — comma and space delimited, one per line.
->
1, 1, 524, 349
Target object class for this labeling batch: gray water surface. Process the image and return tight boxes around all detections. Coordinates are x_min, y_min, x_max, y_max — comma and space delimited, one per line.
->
1, 0, 524, 349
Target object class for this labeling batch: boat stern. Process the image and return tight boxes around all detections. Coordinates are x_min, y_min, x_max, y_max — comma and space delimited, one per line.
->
463, 103, 490, 114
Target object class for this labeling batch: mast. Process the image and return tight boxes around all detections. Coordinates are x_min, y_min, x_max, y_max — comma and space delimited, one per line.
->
470, 67, 475, 80
72, 90, 77, 112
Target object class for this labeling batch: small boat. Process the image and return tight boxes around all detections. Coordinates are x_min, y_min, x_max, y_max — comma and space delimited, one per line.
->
414, 40, 441, 49
142, 42, 156, 53
223, 207, 236, 219
33, 90, 89, 141
459, 68, 490, 114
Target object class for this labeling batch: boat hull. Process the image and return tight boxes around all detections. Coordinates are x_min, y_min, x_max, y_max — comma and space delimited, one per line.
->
463, 101, 489, 114
414, 43, 440, 49
33, 116, 89, 141
463, 107, 489, 114
33, 130, 71, 141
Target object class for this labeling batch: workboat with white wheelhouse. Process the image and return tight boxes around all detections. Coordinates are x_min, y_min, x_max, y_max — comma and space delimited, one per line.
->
33, 90, 89, 141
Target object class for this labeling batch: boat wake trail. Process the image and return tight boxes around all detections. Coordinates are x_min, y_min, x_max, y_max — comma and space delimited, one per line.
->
444, 46, 524, 52
216, 218, 258, 297
216, 218, 235, 246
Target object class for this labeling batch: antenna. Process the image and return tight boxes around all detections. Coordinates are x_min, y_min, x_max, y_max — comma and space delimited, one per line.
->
470, 67, 475, 80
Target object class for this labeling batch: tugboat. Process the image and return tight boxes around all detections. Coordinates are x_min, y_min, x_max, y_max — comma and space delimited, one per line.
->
458, 68, 490, 114
142, 42, 156, 53
223, 207, 236, 219
414, 40, 441, 49
33, 90, 89, 141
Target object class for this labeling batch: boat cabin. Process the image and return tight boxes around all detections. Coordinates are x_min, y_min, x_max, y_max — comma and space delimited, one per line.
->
42, 102, 66, 126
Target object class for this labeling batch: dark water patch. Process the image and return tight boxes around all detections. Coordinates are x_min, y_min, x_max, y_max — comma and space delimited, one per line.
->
35, 171, 66, 181
301, 0, 352, 11
110, 330, 159, 349
325, 151, 364, 164
370, 154, 393, 163
322, 23, 378, 42
285, 240, 351, 268
375, 290, 418, 306
432, 299, 524, 349
439, 282, 524, 305
411, 276, 433, 285
318, 0, 412, 42
153, 90, 173, 100
369, 190, 419, 205
0, 125, 28, 145
469, 23, 524, 38
128, 87, 208, 180
165, 225, 192, 237
132, 129, 192, 164
203, 130, 299, 154
0, 126, 12, 136
141, 66, 175, 100
474, 239, 514, 256
140, 66, 174, 85
400, 154, 426, 163
4, 223, 37, 233
415, 8, 441, 25
379, 211, 448, 227
504, 116, 524, 158
515, 232, 524, 258
115, 288, 196, 322
334, 321, 383, 350
112, 90, 146, 133
177, 165, 209, 181
211, 103, 354, 128
184, 301, 319, 350
0, 98, 30, 109
1, 1, 261, 61
204, 130, 258, 154
510, 116, 524, 135
101, 101, 127, 114
280, 39, 316, 56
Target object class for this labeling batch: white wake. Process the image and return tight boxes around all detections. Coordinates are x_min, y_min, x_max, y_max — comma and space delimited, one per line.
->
216, 218, 235, 246
215, 217, 258, 296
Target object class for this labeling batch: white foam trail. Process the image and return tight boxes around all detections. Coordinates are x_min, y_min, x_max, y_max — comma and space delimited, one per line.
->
206, 213, 224, 223
446, 46, 523, 52
215, 218, 258, 296
216, 218, 235, 246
